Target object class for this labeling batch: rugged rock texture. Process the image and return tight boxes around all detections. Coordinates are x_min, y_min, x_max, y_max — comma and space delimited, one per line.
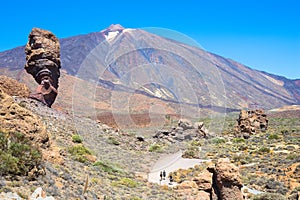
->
0, 87, 49, 148
0, 80, 51, 179
174, 159, 243, 200
193, 169, 213, 191
209, 158, 243, 200
153, 119, 212, 142
24, 28, 61, 107
0, 75, 30, 97
235, 109, 268, 138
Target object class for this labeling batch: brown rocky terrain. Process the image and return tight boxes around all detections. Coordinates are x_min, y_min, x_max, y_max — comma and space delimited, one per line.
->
0, 76, 299, 200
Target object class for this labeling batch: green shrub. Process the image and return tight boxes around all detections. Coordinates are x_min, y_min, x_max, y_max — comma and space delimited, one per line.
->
286, 153, 297, 160
107, 136, 120, 145
130, 197, 142, 200
93, 160, 123, 174
268, 134, 279, 140
112, 178, 138, 188
257, 147, 270, 154
148, 144, 163, 152
233, 138, 245, 143
211, 137, 226, 144
251, 192, 286, 200
190, 140, 202, 146
0, 130, 42, 176
72, 134, 83, 143
68, 144, 92, 163
183, 146, 199, 159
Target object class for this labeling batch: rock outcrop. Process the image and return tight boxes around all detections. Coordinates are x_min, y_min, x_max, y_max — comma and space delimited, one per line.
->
235, 109, 268, 138
0, 80, 50, 179
174, 158, 243, 200
24, 28, 61, 107
153, 119, 212, 142
0, 75, 30, 97
209, 158, 243, 200
0, 85, 49, 149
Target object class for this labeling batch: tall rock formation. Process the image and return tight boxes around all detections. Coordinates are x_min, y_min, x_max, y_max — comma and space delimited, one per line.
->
209, 158, 243, 200
24, 28, 61, 107
235, 109, 268, 138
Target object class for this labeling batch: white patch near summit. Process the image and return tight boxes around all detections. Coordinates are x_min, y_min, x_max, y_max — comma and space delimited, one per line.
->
123, 28, 134, 33
105, 31, 120, 41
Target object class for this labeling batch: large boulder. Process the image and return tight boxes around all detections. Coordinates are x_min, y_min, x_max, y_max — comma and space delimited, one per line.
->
209, 158, 243, 200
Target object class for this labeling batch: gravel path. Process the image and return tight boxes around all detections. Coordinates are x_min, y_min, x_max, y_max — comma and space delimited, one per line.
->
148, 150, 210, 185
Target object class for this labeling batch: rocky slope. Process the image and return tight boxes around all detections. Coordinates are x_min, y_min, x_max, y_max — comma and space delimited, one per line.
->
0, 76, 179, 199
0, 76, 299, 200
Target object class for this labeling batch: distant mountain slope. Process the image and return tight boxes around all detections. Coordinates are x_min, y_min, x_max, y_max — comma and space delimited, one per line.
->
0, 24, 299, 113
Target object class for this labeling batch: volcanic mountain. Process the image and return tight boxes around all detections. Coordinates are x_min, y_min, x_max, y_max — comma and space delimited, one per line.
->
0, 24, 299, 120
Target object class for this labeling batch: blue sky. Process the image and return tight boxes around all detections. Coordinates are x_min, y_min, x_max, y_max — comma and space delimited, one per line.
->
1, 0, 299, 79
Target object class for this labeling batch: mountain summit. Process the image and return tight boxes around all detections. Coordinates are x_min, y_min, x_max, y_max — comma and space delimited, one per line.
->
100, 24, 126, 42
104, 24, 125, 32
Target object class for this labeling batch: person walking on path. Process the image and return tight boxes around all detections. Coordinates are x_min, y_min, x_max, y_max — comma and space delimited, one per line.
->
160, 171, 163, 181
163, 170, 166, 180
169, 175, 173, 185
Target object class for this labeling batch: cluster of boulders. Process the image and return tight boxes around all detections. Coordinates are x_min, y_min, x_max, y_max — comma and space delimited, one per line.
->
153, 119, 213, 142
235, 109, 268, 138
24, 28, 61, 107
175, 158, 243, 200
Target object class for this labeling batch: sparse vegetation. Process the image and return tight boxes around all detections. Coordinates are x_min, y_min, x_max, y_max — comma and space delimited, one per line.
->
251, 192, 286, 200
68, 144, 92, 163
72, 134, 83, 143
183, 146, 200, 158
232, 138, 245, 143
111, 178, 138, 188
148, 143, 163, 152
93, 160, 123, 174
257, 147, 270, 154
286, 153, 297, 160
107, 136, 120, 145
211, 137, 226, 144
268, 133, 279, 140
0, 130, 42, 176
190, 139, 202, 146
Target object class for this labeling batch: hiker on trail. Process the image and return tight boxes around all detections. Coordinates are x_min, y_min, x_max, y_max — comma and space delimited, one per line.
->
169, 175, 173, 185
163, 170, 166, 180
160, 171, 163, 181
